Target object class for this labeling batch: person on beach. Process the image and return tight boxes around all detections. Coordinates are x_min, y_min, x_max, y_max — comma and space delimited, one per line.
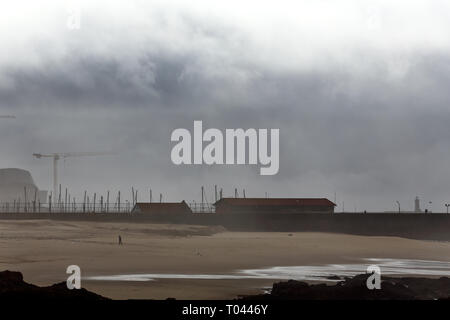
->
118, 235, 122, 245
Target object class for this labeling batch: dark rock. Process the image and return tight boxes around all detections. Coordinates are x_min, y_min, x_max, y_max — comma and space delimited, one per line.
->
0, 270, 108, 300
241, 274, 450, 300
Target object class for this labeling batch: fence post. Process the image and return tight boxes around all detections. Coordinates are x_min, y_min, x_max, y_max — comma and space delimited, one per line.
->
107, 191, 110, 213
118, 191, 121, 213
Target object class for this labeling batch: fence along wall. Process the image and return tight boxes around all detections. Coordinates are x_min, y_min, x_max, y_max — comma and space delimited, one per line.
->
0, 202, 133, 213
0, 201, 215, 213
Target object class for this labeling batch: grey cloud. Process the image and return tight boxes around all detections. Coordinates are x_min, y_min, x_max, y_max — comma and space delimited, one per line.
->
1, 7, 450, 212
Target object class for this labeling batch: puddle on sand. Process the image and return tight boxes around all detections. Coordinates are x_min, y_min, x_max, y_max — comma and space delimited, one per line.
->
85, 258, 450, 282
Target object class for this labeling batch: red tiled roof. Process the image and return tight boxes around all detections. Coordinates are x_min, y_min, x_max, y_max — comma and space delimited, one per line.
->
214, 198, 336, 207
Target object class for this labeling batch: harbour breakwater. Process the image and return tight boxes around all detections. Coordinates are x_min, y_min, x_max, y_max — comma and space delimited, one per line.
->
1, 212, 450, 241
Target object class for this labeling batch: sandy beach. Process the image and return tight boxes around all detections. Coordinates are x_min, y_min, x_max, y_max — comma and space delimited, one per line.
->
1, 219, 450, 299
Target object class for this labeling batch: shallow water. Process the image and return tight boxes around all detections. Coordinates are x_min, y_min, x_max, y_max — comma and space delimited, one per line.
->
85, 258, 450, 282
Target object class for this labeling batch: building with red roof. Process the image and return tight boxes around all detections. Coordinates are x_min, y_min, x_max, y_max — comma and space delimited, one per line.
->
214, 198, 336, 214
132, 201, 192, 214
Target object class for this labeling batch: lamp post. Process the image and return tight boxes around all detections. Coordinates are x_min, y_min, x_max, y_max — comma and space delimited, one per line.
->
445, 204, 450, 214
396, 201, 401, 214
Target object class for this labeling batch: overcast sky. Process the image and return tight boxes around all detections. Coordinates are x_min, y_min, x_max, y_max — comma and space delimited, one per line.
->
1, 0, 450, 211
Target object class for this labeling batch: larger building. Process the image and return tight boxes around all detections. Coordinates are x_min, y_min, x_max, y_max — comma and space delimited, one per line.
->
214, 198, 336, 214
0, 168, 47, 204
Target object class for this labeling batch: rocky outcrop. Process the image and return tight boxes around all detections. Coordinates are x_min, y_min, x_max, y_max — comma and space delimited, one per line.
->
242, 274, 450, 300
0, 270, 108, 300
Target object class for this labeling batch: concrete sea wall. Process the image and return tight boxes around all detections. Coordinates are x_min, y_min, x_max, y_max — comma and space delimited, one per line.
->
1, 212, 450, 241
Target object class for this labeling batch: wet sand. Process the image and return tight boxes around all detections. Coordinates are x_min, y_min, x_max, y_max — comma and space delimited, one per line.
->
1, 219, 449, 299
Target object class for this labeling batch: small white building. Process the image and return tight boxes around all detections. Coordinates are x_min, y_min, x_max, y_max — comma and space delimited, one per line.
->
414, 196, 422, 213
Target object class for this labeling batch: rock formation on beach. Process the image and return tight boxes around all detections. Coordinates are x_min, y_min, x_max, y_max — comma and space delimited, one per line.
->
242, 274, 450, 300
3, 269, 450, 300
0, 270, 108, 300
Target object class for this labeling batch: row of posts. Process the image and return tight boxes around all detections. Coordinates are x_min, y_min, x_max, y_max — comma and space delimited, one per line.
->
0, 185, 164, 213
1, 185, 251, 213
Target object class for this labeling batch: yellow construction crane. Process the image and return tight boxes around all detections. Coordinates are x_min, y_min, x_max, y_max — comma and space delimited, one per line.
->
33, 152, 113, 202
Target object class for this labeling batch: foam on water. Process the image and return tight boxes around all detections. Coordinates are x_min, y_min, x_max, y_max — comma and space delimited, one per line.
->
85, 258, 450, 282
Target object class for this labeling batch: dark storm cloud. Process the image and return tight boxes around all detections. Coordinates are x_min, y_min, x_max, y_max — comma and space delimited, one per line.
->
1, 56, 157, 108
0, 51, 252, 111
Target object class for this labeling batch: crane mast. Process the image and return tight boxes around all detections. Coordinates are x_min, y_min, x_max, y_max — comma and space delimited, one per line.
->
33, 152, 113, 203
